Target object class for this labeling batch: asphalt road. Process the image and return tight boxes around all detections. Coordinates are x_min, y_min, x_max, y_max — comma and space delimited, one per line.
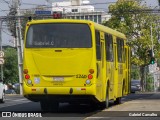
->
0, 94, 100, 119
0, 92, 160, 120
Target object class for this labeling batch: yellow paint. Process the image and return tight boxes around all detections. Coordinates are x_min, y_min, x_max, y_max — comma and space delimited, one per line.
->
23, 19, 130, 104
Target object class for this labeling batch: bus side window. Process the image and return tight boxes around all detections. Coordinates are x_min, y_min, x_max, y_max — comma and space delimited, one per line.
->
95, 30, 101, 60
105, 34, 114, 62
124, 48, 127, 63
117, 38, 124, 63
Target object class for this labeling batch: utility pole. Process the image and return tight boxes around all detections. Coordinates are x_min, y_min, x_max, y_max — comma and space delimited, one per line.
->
11, 0, 23, 95
16, 0, 23, 95
0, 20, 4, 81
150, 24, 154, 57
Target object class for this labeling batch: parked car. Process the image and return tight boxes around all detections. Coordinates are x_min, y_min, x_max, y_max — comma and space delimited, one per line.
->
0, 79, 5, 103
5, 89, 16, 94
131, 80, 141, 93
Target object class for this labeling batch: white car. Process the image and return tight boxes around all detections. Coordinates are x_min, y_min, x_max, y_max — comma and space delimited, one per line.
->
0, 81, 5, 103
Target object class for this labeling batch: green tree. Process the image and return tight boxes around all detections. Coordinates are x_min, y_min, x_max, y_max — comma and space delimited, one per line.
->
7, 6, 51, 39
2, 47, 18, 84
103, 0, 160, 91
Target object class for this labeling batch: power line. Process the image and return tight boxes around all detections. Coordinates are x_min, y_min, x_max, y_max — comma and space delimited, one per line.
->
0, 1, 117, 13
0, 7, 8, 15
21, 2, 48, 6
2, 29, 11, 36
20, 1, 116, 7
2, 0, 9, 4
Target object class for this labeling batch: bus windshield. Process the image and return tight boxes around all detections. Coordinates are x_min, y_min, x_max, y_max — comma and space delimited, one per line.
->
26, 23, 92, 48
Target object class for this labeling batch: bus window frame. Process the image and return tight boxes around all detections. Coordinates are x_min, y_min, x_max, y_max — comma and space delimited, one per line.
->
116, 38, 124, 63
105, 33, 114, 62
95, 30, 101, 60
25, 23, 92, 48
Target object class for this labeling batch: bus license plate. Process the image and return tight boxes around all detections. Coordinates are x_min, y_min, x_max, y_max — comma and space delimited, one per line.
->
53, 77, 64, 82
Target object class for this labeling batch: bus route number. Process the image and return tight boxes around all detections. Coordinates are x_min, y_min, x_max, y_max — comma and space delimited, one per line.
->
76, 74, 87, 78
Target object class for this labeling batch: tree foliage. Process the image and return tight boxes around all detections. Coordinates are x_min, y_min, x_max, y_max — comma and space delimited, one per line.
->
103, 0, 160, 66
7, 6, 50, 39
103, 0, 160, 91
2, 47, 18, 84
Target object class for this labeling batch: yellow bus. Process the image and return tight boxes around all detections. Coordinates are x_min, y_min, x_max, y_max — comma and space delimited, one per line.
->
23, 19, 130, 111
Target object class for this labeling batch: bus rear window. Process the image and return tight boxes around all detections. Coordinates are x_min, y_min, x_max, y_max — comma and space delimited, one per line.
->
26, 23, 92, 48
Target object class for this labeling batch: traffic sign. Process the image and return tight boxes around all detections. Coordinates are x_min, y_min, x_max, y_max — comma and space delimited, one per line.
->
35, 11, 51, 15
0, 51, 4, 57
0, 58, 4, 64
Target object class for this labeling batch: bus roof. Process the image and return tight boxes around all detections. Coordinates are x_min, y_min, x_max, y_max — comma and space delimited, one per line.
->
27, 19, 126, 39
93, 22, 126, 39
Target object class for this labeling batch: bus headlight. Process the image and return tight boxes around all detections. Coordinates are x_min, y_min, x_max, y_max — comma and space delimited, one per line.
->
27, 80, 32, 85
86, 80, 91, 85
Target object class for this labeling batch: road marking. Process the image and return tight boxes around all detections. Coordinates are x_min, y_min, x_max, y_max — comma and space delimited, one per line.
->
85, 117, 111, 120
11, 98, 28, 102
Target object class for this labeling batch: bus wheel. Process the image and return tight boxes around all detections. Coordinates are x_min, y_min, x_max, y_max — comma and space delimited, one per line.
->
114, 97, 122, 105
50, 102, 59, 112
100, 88, 109, 109
40, 101, 49, 112
104, 88, 109, 108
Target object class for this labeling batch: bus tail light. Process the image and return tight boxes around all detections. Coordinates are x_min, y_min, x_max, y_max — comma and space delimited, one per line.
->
88, 74, 93, 79
89, 69, 94, 74
25, 74, 30, 79
23, 69, 28, 74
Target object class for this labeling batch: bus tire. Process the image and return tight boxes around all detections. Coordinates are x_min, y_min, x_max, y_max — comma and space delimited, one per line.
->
114, 97, 122, 105
50, 102, 59, 112
122, 80, 125, 96
40, 101, 49, 111
100, 87, 109, 109
104, 89, 109, 108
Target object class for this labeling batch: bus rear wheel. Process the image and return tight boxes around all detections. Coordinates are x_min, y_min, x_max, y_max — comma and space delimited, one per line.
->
40, 101, 59, 112
100, 88, 109, 109
40, 101, 49, 111
50, 102, 59, 112
114, 97, 122, 105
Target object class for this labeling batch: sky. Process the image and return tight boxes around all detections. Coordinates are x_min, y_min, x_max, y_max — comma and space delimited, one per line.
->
0, 0, 159, 46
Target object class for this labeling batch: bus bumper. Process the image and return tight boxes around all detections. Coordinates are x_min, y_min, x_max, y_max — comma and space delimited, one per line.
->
23, 83, 97, 102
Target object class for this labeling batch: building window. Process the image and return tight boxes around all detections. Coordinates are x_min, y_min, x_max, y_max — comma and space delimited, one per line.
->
94, 15, 97, 23
81, 16, 84, 19
89, 15, 93, 21
72, 9, 78, 13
